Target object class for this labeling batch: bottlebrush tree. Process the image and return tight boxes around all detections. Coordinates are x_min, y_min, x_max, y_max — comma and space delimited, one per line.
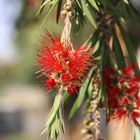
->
35, 0, 140, 139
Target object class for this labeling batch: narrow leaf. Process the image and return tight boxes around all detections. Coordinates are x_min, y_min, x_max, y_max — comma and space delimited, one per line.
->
113, 31, 126, 69
81, 0, 97, 29
35, 0, 50, 17
56, 0, 63, 23
123, 0, 129, 5
119, 23, 140, 74
62, 91, 70, 105
88, 0, 99, 11
90, 30, 100, 46
41, 93, 62, 135
99, 42, 109, 114
69, 69, 94, 119
41, 0, 58, 26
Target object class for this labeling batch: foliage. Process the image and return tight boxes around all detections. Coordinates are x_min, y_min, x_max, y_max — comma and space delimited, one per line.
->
35, 0, 140, 139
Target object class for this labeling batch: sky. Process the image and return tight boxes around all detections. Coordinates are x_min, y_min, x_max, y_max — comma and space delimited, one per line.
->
0, 0, 22, 64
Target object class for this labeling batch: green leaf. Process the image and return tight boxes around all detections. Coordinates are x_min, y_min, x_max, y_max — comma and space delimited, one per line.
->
87, 78, 93, 97
97, 0, 109, 8
93, 39, 102, 58
119, 23, 140, 74
75, 0, 82, 8
41, 0, 58, 26
46, 93, 62, 126
35, 0, 50, 17
58, 107, 65, 132
113, 31, 126, 69
49, 114, 62, 139
81, 0, 97, 29
107, 2, 121, 19
62, 91, 70, 105
93, 40, 100, 54
99, 42, 109, 114
74, 0, 86, 27
123, 0, 129, 5
69, 69, 94, 119
56, 0, 63, 23
41, 93, 62, 135
88, 0, 99, 11
90, 30, 100, 46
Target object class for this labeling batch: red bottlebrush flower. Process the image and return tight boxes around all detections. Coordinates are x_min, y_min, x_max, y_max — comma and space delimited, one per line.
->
61, 50, 71, 60
47, 32, 63, 52
116, 108, 126, 119
103, 67, 115, 78
68, 48, 92, 79
53, 40, 63, 52
106, 86, 120, 97
131, 111, 140, 119
126, 87, 138, 95
37, 33, 93, 94
61, 73, 71, 85
38, 47, 63, 73
104, 76, 113, 85
129, 77, 139, 88
44, 78, 57, 90
119, 76, 125, 84
119, 97, 129, 106
135, 93, 140, 100
123, 65, 134, 76
108, 97, 118, 108
135, 100, 140, 108
67, 85, 79, 94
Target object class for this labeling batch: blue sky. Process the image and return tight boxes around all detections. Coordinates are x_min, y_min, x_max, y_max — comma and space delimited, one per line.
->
0, 0, 22, 63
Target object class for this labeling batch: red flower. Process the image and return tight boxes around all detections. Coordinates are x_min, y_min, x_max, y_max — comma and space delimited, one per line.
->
108, 97, 118, 108
116, 108, 126, 119
119, 76, 125, 84
47, 32, 63, 52
67, 85, 79, 94
136, 100, 140, 108
61, 49, 71, 60
103, 67, 115, 78
38, 47, 63, 73
123, 65, 134, 76
68, 48, 92, 79
37, 33, 92, 94
103, 65, 140, 121
44, 78, 57, 90
61, 73, 71, 85
129, 77, 139, 88
104, 76, 113, 85
119, 97, 129, 106
106, 86, 120, 97
126, 87, 138, 95
131, 111, 140, 119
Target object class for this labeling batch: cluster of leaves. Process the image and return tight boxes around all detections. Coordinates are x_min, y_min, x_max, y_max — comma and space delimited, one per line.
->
41, 91, 65, 139
35, 0, 139, 28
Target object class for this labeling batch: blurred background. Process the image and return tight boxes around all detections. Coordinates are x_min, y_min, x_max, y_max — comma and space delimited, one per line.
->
0, 0, 140, 140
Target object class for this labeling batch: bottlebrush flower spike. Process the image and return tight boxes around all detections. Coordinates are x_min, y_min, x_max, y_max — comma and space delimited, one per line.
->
116, 108, 127, 119
68, 48, 92, 79
104, 66, 140, 122
38, 47, 63, 73
44, 78, 57, 90
36, 32, 93, 94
